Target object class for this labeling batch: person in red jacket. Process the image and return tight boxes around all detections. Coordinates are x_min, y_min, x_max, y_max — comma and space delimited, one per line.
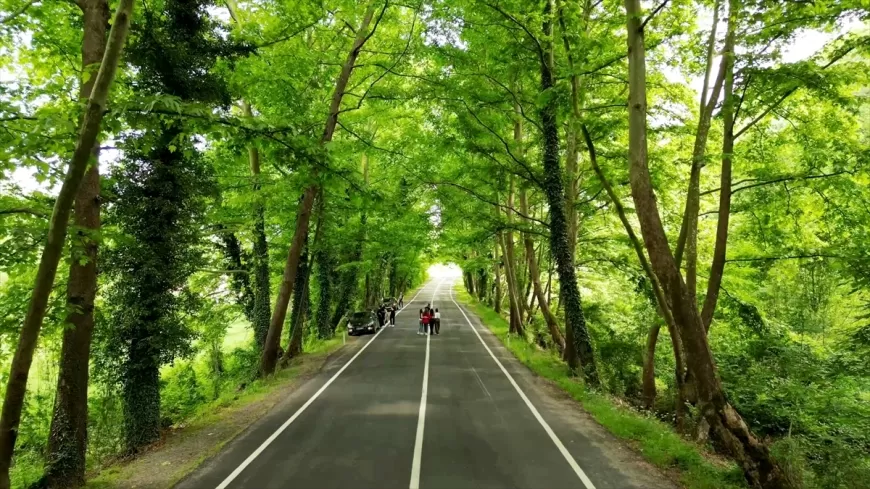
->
421, 305, 432, 335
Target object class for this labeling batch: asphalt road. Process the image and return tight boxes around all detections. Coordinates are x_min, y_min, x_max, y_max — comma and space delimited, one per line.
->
177, 279, 676, 489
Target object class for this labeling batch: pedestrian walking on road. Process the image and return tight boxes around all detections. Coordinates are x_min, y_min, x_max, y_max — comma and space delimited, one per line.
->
389, 306, 396, 327
398, 293, 404, 308
423, 306, 432, 335
434, 308, 441, 335
418, 307, 426, 335
426, 307, 435, 336
377, 306, 386, 329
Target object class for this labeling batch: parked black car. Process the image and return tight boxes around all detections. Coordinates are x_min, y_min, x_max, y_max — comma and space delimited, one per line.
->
381, 297, 398, 309
347, 310, 379, 335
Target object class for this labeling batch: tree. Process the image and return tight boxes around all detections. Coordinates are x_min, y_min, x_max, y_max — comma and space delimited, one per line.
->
622, 0, 790, 485
225, 1, 272, 351
0, 1, 134, 486
259, 1, 384, 376
536, 0, 598, 385
100, 0, 249, 453
42, 0, 110, 486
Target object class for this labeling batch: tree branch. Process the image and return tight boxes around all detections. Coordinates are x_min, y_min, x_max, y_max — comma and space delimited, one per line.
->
699, 170, 851, 196
360, 1, 389, 48
0, 207, 49, 218
734, 41, 860, 139
482, 1, 544, 62
338, 8, 417, 115
641, 0, 669, 31
430, 180, 549, 228
256, 20, 321, 49
0, 0, 38, 24
460, 99, 544, 189
726, 253, 840, 263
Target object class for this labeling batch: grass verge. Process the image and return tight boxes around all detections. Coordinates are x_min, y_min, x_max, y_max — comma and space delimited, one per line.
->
454, 286, 746, 489
85, 336, 344, 489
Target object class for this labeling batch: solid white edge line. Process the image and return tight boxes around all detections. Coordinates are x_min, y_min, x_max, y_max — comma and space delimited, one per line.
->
215, 282, 431, 489
409, 280, 444, 489
449, 284, 598, 489
408, 329, 430, 489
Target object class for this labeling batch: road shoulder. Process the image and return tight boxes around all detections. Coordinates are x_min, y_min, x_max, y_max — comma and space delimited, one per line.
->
453, 285, 745, 489
86, 339, 352, 489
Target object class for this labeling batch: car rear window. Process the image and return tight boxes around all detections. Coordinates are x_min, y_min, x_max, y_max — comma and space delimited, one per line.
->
351, 312, 369, 319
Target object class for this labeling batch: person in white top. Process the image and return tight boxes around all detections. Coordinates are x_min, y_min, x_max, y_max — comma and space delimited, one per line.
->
434, 308, 441, 335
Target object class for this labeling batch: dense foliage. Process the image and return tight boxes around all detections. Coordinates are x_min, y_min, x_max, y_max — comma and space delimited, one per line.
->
0, 0, 867, 488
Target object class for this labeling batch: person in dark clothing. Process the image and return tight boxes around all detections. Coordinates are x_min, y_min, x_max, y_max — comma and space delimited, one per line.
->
423, 306, 432, 335
398, 294, 404, 307
389, 306, 396, 327
426, 307, 435, 336
418, 307, 425, 335
377, 306, 385, 328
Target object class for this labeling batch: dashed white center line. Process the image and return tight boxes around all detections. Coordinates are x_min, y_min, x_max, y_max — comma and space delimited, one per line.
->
214, 283, 429, 489
409, 280, 443, 489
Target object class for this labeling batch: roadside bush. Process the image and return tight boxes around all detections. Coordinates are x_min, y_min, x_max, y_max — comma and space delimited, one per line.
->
161, 363, 207, 424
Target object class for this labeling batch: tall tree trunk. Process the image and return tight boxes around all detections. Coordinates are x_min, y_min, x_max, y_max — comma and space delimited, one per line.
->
520, 188, 565, 352
700, 24, 736, 332
545, 265, 552, 307
493, 217, 502, 313
673, 0, 726, 285
284, 241, 310, 361
504, 176, 526, 328
0, 2, 133, 486
227, 0, 271, 351
315, 251, 334, 340
623, 1, 788, 486
582, 125, 686, 414
44, 1, 110, 486
123, 329, 160, 454
259, 2, 380, 376
500, 236, 523, 336
540, 0, 598, 385
330, 154, 369, 328
218, 231, 255, 320
331, 253, 360, 328
642, 323, 661, 410
309, 195, 333, 341
260, 186, 316, 375
388, 260, 398, 298
564, 128, 578, 260
365, 270, 373, 308
516, 230, 529, 320
505, 125, 526, 337
242, 102, 272, 350
556, 0, 589, 263
477, 267, 488, 302
522, 266, 533, 322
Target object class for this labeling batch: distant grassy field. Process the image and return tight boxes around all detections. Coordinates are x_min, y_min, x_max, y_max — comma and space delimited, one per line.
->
223, 316, 252, 350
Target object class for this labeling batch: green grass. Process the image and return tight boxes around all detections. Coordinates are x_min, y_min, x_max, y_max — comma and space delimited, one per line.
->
85, 335, 345, 489
194, 335, 343, 420
223, 316, 253, 350
454, 286, 747, 489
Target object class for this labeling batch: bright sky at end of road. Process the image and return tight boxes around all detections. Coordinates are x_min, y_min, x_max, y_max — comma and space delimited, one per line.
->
428, 263, 461, 279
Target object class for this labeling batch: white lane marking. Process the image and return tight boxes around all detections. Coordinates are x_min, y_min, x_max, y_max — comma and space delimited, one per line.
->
215, 282, 431, 489
409, 330, 430, 489
470, 365, 492, 400
409, 280, 443, 489
449, 284, 598, 489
